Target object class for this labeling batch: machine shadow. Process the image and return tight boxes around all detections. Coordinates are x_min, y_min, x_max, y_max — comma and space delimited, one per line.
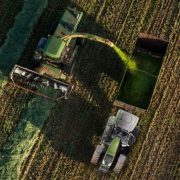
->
18, 2, 126, 164
41, 93, 109, 163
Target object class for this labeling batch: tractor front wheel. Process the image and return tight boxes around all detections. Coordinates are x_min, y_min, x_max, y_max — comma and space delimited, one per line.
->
91, 145, 105, 165
113, 154, 127, 174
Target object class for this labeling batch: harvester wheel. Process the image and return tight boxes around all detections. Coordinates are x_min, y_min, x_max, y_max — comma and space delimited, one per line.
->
91, 145, 105, 165
113, 154, 127, 174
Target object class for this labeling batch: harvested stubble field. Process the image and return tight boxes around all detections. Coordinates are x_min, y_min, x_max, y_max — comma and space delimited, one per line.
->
0, 0, 179, 179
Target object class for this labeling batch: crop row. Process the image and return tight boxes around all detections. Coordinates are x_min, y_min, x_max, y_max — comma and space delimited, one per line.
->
144, 0, 178, 40
0, 84, 31, 147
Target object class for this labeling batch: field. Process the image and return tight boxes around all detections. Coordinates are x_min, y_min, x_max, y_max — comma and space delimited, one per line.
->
0, 0, 179, 179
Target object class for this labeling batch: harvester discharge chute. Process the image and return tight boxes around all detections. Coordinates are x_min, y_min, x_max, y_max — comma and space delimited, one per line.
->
10, 7, 84, 101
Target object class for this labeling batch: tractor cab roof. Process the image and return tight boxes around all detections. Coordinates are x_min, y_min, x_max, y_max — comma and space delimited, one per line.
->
115, 109, 139, 132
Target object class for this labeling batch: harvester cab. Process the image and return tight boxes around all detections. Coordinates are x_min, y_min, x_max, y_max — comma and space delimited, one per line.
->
91, 109, 140, 174
10, 7, 83, 101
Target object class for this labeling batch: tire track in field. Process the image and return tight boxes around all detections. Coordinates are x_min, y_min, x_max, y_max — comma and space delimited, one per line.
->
147, 0, 169, 36
115, 0, 136, 44
97, 0, 131, 39
142, 0, 161, 32
20, 134, 44, 180
120, 0, 151, 52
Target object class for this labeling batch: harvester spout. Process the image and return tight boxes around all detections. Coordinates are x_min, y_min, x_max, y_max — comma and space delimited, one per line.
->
61, 33, 137, 70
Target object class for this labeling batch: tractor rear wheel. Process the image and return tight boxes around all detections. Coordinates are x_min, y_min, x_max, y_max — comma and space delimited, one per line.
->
91, 145, 105, 165
113, 154, 127, 174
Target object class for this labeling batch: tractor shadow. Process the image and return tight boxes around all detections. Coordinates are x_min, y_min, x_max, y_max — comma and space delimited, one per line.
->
41, 93, 108, 162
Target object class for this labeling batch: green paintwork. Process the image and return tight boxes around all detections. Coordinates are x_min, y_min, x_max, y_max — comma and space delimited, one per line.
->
43, 8, 83, 60
43, 37, 66, 59
106, 137, 120, 156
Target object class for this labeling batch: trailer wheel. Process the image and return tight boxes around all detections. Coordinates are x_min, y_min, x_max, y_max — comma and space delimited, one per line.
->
113, 154, 127, 174
91, 145, 105, 165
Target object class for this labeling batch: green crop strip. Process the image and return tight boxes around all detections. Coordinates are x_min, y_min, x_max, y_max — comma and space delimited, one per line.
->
0, 0, 48, 96
0, 0, 49, 178
0, 87, 56, 179
0, 0, 48, 75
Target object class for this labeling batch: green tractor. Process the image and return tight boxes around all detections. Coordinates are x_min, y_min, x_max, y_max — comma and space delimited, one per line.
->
91, 109, 140, 174
10, 7, 83, 100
